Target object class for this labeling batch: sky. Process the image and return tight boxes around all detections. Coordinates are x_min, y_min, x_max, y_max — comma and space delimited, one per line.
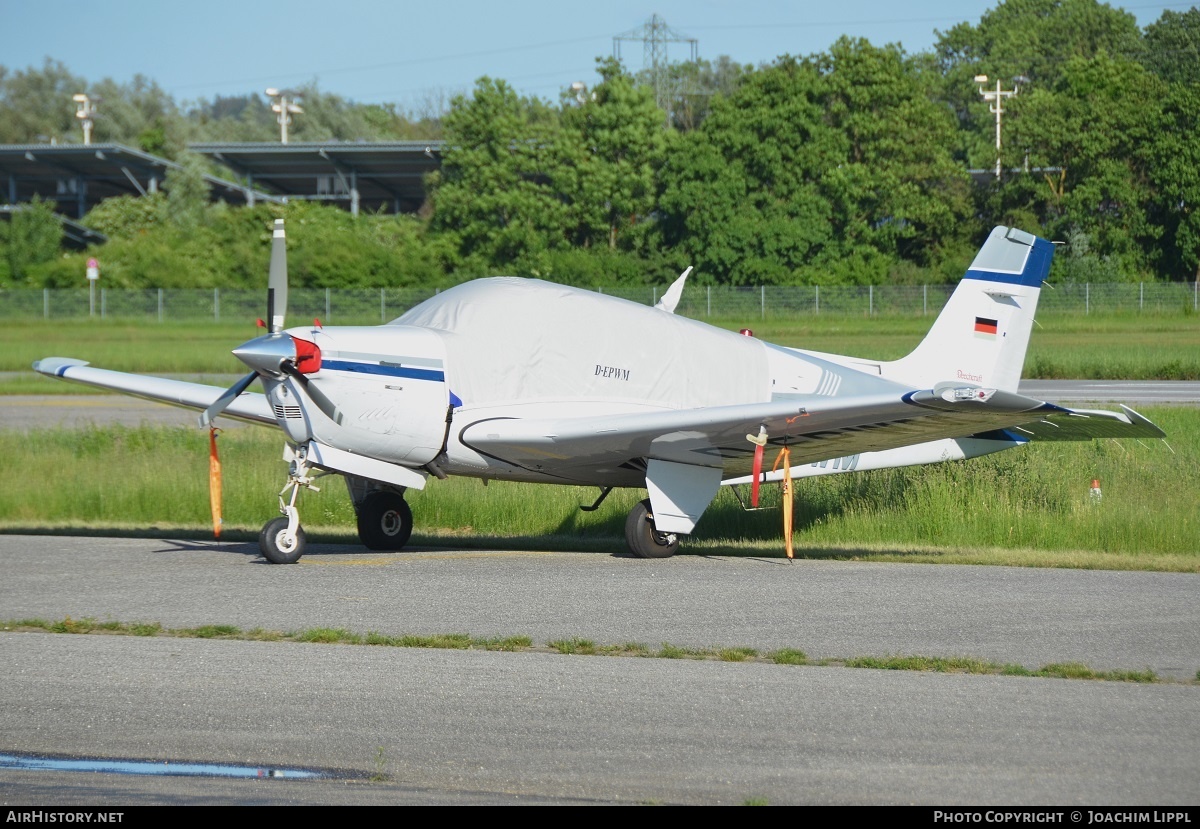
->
0, 0, 1191, 115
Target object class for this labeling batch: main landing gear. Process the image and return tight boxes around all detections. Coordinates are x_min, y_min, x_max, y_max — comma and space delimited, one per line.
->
356, 489, 413, 551
624, 498, 679, 559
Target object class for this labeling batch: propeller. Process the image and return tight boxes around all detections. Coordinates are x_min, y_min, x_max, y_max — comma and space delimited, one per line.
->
199, 218, 345, 431
197, 219, 290, 429
197, 219, 345, 538
199, 371, 258, 428
280, 360, 344, 425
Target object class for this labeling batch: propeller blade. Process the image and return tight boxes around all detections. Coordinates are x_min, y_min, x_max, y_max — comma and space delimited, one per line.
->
267, 219, 288, 334
198, 371, 258, 428
280, 362, 344, 425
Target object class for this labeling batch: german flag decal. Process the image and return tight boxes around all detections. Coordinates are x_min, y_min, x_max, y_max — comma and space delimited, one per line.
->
974, 317, 999, 337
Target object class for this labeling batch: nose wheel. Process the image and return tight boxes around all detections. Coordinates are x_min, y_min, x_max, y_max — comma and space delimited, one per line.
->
260, 446, 322, 564
260, 516, 307, 564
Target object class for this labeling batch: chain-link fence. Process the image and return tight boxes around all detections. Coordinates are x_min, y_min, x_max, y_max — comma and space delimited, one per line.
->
3, 281, 1197, 324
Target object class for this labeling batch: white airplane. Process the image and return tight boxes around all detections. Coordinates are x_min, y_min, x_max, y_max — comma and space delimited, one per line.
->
34, 221, 1165, 563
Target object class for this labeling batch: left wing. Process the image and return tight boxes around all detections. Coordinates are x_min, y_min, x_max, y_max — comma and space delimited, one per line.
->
460, 387, 1158, 480
32, 358, 275, 426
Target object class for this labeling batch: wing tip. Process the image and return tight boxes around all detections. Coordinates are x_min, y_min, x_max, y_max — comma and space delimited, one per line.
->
32, 357, 90, 377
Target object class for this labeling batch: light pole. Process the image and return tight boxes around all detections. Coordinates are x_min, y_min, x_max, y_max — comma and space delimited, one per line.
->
974, 74, 1026, 179
72, 93, 99, 145
266, 88, 303, 144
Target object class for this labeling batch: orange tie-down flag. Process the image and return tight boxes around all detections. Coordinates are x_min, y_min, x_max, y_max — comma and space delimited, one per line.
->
209, 426, 223, 540
772, 445, 794, 559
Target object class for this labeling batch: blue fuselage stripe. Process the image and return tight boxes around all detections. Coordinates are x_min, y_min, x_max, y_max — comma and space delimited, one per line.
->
321, 360, 444, 382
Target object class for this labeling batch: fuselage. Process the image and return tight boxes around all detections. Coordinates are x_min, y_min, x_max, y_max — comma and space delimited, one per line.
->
266, 278, 931, 487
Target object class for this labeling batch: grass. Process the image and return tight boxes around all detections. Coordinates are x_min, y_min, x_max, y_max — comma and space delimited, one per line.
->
0, 406, 1195, 569
2, 616, 1180, 685
2, 311, 1196, 568
4, 312, 1200, 389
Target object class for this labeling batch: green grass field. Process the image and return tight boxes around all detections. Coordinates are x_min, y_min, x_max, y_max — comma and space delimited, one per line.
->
2, 311, 1195, 567
0, 407, 1193, 570
3, 312, 1199, 394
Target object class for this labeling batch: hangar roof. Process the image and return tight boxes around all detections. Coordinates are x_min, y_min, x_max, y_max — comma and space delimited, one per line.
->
189, 141, 446, 215
0, 143, 279, 218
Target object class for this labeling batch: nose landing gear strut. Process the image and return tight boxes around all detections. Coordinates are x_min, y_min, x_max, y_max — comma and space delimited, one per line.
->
259, 446, 326, 564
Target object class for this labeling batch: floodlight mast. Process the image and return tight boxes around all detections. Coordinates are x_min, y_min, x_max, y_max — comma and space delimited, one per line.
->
73, 93, 99, 145
266, 88, 303, 144
975, 74, 1025, 179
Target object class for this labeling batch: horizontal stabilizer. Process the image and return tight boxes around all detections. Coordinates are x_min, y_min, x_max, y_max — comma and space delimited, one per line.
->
1005, 404, 1166, 441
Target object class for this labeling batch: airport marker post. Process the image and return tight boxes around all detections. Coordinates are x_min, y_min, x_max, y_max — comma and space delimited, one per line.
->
86, 257, 99, 317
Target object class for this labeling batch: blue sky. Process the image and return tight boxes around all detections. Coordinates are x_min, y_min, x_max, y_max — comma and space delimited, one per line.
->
0, 1, 1189, 113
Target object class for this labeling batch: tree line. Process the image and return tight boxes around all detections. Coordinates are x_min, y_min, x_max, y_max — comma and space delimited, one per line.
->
3, 0, 1200, 290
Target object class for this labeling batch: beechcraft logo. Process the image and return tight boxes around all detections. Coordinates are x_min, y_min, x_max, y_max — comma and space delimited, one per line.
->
974, 316, 998, 338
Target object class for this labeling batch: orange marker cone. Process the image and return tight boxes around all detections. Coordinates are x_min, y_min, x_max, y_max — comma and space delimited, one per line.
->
1090, 478, 1102, 504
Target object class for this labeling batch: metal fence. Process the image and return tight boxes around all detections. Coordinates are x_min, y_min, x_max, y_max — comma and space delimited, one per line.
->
2, 282, 1197, 323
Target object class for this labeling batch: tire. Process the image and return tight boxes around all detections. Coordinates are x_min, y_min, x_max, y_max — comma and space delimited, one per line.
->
357, 490, 413, 551
624, 498, 679, 559
259, 516, 306, 564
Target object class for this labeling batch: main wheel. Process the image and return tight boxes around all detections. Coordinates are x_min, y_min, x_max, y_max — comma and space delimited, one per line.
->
357, 490, 413, 551
624, 498, 679, 559
259, 516, 306, 564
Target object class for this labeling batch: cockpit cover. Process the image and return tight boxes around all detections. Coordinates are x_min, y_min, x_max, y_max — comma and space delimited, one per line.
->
393, 278, 769, 410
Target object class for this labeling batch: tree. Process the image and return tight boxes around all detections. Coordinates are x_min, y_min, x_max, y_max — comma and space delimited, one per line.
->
1009, 53, 1167, 277
657, 56, 838, 285
559, 58, 673, 253
0, 196, 63, 285
815, 38, 974, 268
1147, 82, 1200, 281
161, 152, 212, 229
90, 74, 185, 155
427, 78, 570, 273
0, 59, 88, 144
1141, 8, 1200, 86
657, 40, 974, 286
637, 55, 752, 132
933, 0, 1144, 167
186, 94, 276, 142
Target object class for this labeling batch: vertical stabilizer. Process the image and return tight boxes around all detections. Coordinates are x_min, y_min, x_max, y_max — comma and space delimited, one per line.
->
882, 226, 1053, 392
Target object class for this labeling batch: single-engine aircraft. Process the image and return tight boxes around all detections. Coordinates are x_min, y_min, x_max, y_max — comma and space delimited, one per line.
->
34, 222, 1165, 563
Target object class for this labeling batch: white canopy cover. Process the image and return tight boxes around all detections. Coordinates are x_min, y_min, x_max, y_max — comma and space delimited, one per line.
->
394, 277, 770, 412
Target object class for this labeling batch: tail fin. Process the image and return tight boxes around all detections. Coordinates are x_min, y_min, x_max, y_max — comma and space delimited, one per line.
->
882, 226, 1054, 393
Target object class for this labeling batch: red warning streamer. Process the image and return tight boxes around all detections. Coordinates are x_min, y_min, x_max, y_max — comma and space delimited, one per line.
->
750, 442, 765, 508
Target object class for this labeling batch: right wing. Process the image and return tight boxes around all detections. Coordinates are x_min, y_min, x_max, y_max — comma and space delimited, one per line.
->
460, 387, 1111, 482
32, 358, 275, 426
